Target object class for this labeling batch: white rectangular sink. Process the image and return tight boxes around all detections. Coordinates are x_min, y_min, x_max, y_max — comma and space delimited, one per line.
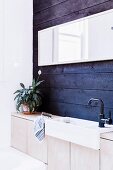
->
45, 116, 113, 150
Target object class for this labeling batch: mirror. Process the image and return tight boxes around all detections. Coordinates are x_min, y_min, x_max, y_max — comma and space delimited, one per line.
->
38, 9, 113, 66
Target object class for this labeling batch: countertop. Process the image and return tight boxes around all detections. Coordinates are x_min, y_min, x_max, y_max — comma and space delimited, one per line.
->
11, 112, 42, 122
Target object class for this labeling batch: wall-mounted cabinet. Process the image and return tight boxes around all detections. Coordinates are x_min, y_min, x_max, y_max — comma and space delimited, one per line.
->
38, 9, 113, 66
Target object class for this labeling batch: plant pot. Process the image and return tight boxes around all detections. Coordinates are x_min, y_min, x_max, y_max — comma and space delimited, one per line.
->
22, 104, 30, 112
23, 111, 34, 115
21, 104, 36, 115
23, 111, 39, 115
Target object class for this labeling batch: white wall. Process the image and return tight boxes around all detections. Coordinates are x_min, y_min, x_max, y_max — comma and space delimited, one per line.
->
0, 0, 33, 148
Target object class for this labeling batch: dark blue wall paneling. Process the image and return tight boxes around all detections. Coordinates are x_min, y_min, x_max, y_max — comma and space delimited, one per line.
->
33, 0, 113, 121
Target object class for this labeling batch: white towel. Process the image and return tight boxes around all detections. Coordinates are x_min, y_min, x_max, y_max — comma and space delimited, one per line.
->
34, 116, 45, 141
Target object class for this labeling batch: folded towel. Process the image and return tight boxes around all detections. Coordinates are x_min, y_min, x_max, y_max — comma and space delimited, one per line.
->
34, 115, 45, 142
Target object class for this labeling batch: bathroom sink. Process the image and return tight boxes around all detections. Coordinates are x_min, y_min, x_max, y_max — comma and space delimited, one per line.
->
52, 116, 113, 131
53, 117, 98, 127
45, 116, 113, 150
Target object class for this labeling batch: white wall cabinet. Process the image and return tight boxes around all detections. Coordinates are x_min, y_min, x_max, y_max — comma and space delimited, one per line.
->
11, 114, 47, 164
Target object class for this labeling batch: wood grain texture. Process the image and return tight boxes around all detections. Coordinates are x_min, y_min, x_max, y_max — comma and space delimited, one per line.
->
41, 101, 113, 121
34, 0, 85, 25
41, 88, 113, 108
34, 1, 113, 30
34, 0, 110, 25
48, 136, 70, 170
71, 143, 99, 170
34, 0, 67, 13
33, 0, 113, 121
11, 115, 48, 163
27, 121, 48, 163
36, 72, 113, 94
100, 139, 113, 170
11, 116, 27, 153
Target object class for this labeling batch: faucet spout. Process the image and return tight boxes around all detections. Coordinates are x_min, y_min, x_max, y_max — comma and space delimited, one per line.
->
88, 98, 112, 127
88, 98, 104, 115
88, 98, 105, 127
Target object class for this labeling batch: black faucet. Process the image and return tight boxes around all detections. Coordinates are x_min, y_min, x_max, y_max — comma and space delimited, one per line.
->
88, 98, 112, 127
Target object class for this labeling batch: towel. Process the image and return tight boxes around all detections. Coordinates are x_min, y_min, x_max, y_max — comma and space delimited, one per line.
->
34, 115, 45, 141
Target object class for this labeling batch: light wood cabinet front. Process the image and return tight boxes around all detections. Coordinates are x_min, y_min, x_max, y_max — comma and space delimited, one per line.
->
13, 114, 112, 170
11, 116, 27, 153
48, 136, 70, 170
100, 138, 113, 170
71, 143, 99, 170
27, 121, 47, 163
11, 115, 47, 164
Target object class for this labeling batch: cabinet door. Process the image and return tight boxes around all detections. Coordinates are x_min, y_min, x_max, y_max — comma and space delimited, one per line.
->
48, 136, 70, 170
11, 116, 27, 153
100, 138, 113, 170
71, 143, 99, 170
27, 121, 47, 163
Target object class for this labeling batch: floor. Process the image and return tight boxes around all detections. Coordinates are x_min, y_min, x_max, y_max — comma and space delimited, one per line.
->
0, 147, 47, 170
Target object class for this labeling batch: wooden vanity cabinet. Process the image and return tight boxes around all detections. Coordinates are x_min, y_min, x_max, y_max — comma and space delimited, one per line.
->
47, 137, 99, 170
100, 132, 113, 170
27, 121, 47, 163
12, 113, 113, 170
11, 116, 27, 153
11, 114, 47, 164
71, 143, 99, 170
47, 136, 70, 170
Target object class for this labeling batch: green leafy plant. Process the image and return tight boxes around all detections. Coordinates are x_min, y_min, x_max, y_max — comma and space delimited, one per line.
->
14, 78, 44, 112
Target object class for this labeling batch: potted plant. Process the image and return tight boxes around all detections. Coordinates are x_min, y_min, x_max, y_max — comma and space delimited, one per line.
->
14, 75, 44, 114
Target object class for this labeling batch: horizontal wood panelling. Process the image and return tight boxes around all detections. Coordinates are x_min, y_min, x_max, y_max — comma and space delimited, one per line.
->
34, 0, 86, 25
36, 73, 113, 91
34, 0, 110, 14
34, 1, 113, 31
41, 88, 113, 108
33, 0, 113, 121
34, 60, 113, 74
34, 0, 68, 13
42, 101, 113, 121
34, 0, 110, 25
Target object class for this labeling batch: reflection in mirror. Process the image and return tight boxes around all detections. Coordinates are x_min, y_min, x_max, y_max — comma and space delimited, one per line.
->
38, 9, 113, 66
57, 20, 88, 62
